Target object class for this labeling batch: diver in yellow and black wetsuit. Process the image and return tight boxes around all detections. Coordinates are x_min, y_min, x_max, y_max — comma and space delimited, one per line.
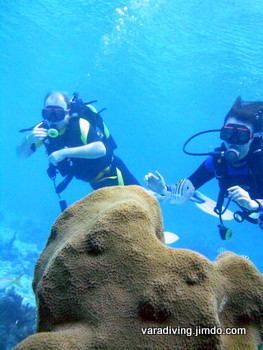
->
17, 91, 140, 199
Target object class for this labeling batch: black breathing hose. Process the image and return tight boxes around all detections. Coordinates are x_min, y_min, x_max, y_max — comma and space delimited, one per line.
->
182, 129, 221, 156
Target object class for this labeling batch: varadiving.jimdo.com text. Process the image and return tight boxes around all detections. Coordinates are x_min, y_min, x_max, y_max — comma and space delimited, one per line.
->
141, 326, 246, 337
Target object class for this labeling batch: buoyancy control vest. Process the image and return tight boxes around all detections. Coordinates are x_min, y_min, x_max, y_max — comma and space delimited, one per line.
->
44, 116, 113, 182
213, 140, 263, 224
71, 102, 117, 151
213, 142, 263, 198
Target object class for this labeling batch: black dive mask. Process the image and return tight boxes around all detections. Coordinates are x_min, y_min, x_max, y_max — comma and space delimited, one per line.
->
42, 105, 66, 122
220, 124, 253, 145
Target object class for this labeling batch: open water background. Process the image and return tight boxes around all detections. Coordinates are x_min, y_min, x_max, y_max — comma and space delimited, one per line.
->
1, 0, 263, 288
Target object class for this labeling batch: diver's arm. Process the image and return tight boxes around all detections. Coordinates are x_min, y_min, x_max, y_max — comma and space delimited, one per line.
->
227, 186, 260, 211
145, 158, 215, 195
48, 141, 106, 166
16, 138, 35, 159
145, 171, 166, 194
145, 171, 195, 204
62, 142, 106, 159
228, 186, 263, 229
16, 127, 47, 159
188, 159, 215, 189
16, 124, 47, 159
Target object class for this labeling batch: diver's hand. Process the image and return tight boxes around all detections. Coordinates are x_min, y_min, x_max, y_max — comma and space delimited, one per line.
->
27, 126, 47, 143
144, 171, 166, 194
48, 149, 68, 166
227, 186, 259, 211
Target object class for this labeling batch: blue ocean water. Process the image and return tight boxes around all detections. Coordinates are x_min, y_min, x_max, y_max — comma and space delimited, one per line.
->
0, 1, 263, 339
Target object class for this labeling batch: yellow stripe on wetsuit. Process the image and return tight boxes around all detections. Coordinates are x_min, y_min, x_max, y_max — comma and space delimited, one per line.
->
91, 166, 124, 185
80, 117, 124, 186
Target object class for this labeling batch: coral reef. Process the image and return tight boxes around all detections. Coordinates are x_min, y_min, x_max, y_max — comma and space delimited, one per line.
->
214, 252, 263, 350
0, 288, 36, 350
14, 186, 263, 349
0, 212, 41, 349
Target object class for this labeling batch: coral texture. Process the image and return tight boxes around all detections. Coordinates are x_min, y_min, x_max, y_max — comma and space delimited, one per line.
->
14, 186, 263, 350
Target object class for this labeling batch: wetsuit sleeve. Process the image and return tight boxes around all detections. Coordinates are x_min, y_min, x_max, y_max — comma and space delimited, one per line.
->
188, 157, 215, 190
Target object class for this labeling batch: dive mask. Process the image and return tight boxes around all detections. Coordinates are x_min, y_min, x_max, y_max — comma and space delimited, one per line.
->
42, 105, 66, 122
220, 124, 253, 145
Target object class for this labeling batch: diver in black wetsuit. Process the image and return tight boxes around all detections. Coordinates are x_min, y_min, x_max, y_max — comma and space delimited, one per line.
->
17, 91, 140, 209
145, 96, 263, 235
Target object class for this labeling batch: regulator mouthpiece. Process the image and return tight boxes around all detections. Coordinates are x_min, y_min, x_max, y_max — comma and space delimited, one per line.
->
47, 128, 59, 138
224, 147, 240, 162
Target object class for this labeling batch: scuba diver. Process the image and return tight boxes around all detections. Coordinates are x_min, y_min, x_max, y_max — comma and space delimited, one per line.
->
17, 91, 140, 211
145, 96, 263, 239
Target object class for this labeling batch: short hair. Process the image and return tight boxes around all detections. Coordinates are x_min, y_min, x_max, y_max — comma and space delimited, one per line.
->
224, 96, 263, 132
44, 91, 70, 108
